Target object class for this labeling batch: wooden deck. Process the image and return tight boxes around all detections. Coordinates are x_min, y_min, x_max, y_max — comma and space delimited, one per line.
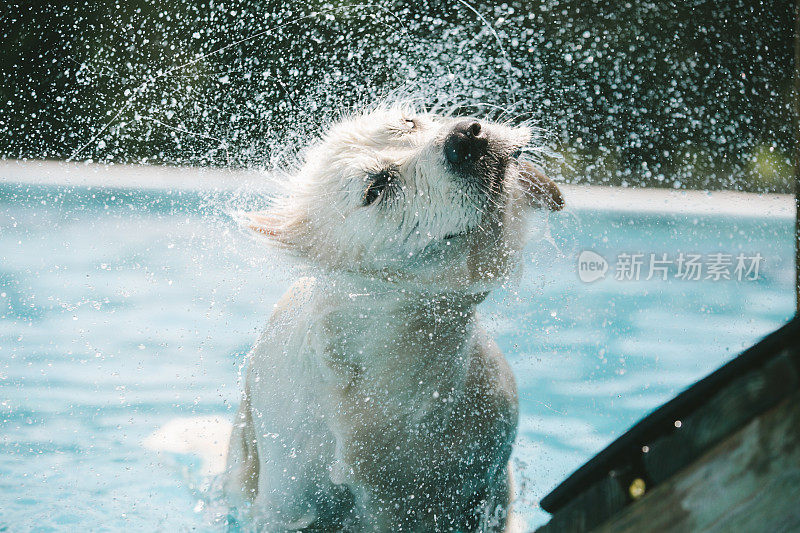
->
536, 316, 800, 532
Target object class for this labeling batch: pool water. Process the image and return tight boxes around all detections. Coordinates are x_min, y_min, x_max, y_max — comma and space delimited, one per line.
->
0, 182, 794, 531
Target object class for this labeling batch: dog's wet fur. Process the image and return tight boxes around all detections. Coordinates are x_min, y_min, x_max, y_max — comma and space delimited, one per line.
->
227, 105, 563, 531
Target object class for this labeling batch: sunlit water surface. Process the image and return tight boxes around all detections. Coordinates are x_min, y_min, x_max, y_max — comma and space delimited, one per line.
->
0, 182, 793, 531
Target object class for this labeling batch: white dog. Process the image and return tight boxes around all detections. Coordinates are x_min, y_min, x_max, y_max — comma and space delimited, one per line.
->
226, 106, 563, 532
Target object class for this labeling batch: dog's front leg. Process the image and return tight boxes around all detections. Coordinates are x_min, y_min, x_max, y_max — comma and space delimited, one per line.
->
460, 463, 514, 533
223, 390, 260, 504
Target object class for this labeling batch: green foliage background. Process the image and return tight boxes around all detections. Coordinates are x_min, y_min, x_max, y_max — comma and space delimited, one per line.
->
1, 0, 794, 192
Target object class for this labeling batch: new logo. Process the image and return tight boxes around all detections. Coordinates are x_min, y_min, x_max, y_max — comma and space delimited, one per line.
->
577, 250, 608, 283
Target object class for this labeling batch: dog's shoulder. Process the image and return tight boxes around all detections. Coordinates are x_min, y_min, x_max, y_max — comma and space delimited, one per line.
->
268, 276, 318, 322
464, 331, 519, 439
250, 277, 319, 359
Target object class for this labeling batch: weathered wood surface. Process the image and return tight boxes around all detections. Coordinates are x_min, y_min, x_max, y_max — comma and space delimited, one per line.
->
536, 317, 800, 533
596, 392, 800, 533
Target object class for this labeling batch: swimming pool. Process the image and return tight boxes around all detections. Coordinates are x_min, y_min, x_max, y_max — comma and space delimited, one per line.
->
0, 166, 794, 530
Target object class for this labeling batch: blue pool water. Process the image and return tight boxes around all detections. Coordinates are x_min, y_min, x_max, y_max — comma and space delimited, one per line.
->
0, 182, 794, 531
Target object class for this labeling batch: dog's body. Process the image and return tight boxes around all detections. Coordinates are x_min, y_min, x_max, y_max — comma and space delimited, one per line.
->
226, 275, 517, 531
225, 106, 563, 531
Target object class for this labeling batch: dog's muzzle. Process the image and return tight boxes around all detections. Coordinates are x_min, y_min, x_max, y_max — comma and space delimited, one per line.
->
444, 120, 488, 166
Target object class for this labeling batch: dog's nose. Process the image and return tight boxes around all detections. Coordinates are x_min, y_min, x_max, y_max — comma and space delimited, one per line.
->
444, 120, 488, 165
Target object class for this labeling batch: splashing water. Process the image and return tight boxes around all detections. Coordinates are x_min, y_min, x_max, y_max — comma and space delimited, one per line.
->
2, 1, 793, 192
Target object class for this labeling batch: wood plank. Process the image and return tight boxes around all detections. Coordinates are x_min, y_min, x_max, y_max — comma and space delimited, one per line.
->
536, 318, 800, 532
596, 392, 800, 532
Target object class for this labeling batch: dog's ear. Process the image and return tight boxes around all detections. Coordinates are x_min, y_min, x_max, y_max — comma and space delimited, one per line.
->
518, 160, 564, 211
241, 209, 307, 248
243, 211, 281, 237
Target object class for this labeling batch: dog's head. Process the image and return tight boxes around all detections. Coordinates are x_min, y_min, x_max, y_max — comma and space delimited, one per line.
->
246, 106, 563, 293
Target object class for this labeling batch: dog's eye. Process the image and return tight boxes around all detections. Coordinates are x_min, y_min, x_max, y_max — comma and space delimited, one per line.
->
362, 169, 396, 206
404, 118, 416, 130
